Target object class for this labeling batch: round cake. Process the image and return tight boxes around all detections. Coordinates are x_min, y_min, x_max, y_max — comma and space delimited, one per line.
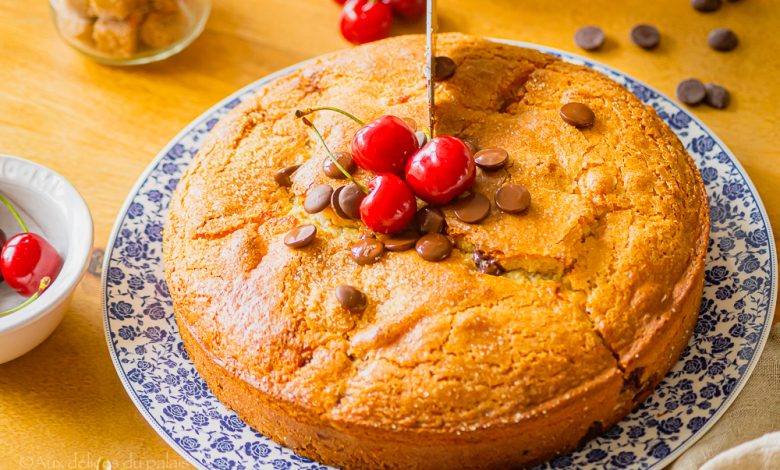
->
164, 33, 709, 469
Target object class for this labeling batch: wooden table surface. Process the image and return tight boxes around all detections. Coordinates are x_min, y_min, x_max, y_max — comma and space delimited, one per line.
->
1, 0, 778, 468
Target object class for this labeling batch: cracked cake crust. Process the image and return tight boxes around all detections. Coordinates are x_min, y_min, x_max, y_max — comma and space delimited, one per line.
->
163, 34, 709, 469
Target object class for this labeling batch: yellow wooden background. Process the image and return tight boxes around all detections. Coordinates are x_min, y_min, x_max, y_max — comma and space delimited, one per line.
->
0, 0, 778, 468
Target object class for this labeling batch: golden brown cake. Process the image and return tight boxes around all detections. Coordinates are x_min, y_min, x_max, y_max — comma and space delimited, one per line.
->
163, 33, 709, 469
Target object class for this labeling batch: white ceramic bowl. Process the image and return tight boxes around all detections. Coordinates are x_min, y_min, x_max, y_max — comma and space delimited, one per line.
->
0, 155, 93, 364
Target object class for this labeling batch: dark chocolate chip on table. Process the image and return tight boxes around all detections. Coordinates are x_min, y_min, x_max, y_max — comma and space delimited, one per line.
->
474, 148, 509, 171
415, 233, 452, 262
676, 79, 707, 105
692, 0, 722, 12
415, 206, 445, 234
708, 28, 738, 52
335, 285, 367, 312
338, 183, 366, 219
631, 24, 660, 50
284, 224, 317, 248
350, 238, 385, 265
705, 83, 730, 109
495, 184, 531, 214
574, 26, 605, 51
304, 184, 333, 214
331, 186, 349, 219
454, 193, 491, 224
383, 229, 420, 252
274, 164, 300, 187
434, 56, 457, 81
560, 103, 595, 128
323, 152, 356, 179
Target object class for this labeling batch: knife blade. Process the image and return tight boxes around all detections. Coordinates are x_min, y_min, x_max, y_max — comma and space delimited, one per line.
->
425, 0, 438, 136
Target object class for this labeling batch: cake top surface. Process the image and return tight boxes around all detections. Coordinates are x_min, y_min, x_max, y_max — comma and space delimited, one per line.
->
164, 33, 708, 433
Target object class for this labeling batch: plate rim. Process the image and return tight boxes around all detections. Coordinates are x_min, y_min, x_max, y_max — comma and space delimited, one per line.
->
101, 38, 777, 470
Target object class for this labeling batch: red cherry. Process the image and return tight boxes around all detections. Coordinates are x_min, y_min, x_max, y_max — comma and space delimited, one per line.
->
340, 0, 393, 45
351, 115, 418, 174
388, 0, 425, 19
405, 136, 476, 205
1, 233, 63, 297
359, 174, 416, 234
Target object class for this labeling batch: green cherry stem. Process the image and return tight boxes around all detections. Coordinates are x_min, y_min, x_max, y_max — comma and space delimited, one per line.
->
0, 193, 28, 233
0, 277, 51, 317
301, 117, 369, 194
295, 107, 365, 126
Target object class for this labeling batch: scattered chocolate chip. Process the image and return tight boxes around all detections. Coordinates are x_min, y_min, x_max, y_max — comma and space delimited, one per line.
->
335, 285, 367, 312
415, 130, 429, 148
415, 233, 452, 261
350, 238, 385, 265
402, 117, 418, 131
304, 184, 333, 214
274, 164, 300, 187
463, 140, 478, 155
284, 224, 317, 248
415, 206, 445, 234
454, 193, 491, 224
574, 26, 605, 51
434, 56, 456, 81
560, 103, 596, 128
708, 28, 738, 52
495, 184, 531, 214
705, 83, 730, 109
338, 183, 366, 219
676, 79, 707, 105
331, 186, 349, 219
631, 24, 660, 50
474, 148, 509, 171
692, 0, 722, 12
473, 250, 505, 276
323, 152, 356, 179
383, 230, 420, 252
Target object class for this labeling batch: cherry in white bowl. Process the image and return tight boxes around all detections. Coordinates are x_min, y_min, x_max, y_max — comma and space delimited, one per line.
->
0, 155, 93, 364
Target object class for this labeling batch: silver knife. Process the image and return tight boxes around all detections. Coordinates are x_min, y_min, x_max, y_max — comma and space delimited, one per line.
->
425, 0, 437, 136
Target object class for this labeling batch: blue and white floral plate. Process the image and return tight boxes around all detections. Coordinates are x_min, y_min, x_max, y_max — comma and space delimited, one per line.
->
103, 40, 776, 470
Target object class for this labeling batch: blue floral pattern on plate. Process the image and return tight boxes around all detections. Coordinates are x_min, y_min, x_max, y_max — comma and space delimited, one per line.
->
103, 43, 776, 470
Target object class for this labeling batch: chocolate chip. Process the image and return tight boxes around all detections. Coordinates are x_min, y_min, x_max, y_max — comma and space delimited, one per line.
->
338, 183, 366, 219
692, 0, 722, 12
402, 117, 418, 131
708, 28, 738, 52
676, 79, 707, 105
495, 184, 531, 214
415, 130, 429, 148
454, 193, 491, 224
415, 233, 452, 261
284, 224, 317, 248
350, 238, 385, 265
434, 56, 456, 81
335, 285, 367, 312
331, 186, 349, 219
705, 83, 730, 109
323, 152, 356, 179
574, 26, 605, 51
474, 148, 509, 171
415, 206, 445, 234
304, 184, 333, 214
274, 164, 300, 187
473, 250, 505, 276
383, 230, 420, 252
631, 24, 660, 50
560, 103, 596, 128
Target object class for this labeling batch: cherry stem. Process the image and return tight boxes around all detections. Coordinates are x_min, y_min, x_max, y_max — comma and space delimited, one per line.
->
0, 277, 51, 318
0, 193, 28, 233
295, 107, 365, 126
300, 117, 369, 194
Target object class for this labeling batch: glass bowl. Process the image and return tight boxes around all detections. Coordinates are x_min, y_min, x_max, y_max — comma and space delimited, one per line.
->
48, 0, 211, 66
